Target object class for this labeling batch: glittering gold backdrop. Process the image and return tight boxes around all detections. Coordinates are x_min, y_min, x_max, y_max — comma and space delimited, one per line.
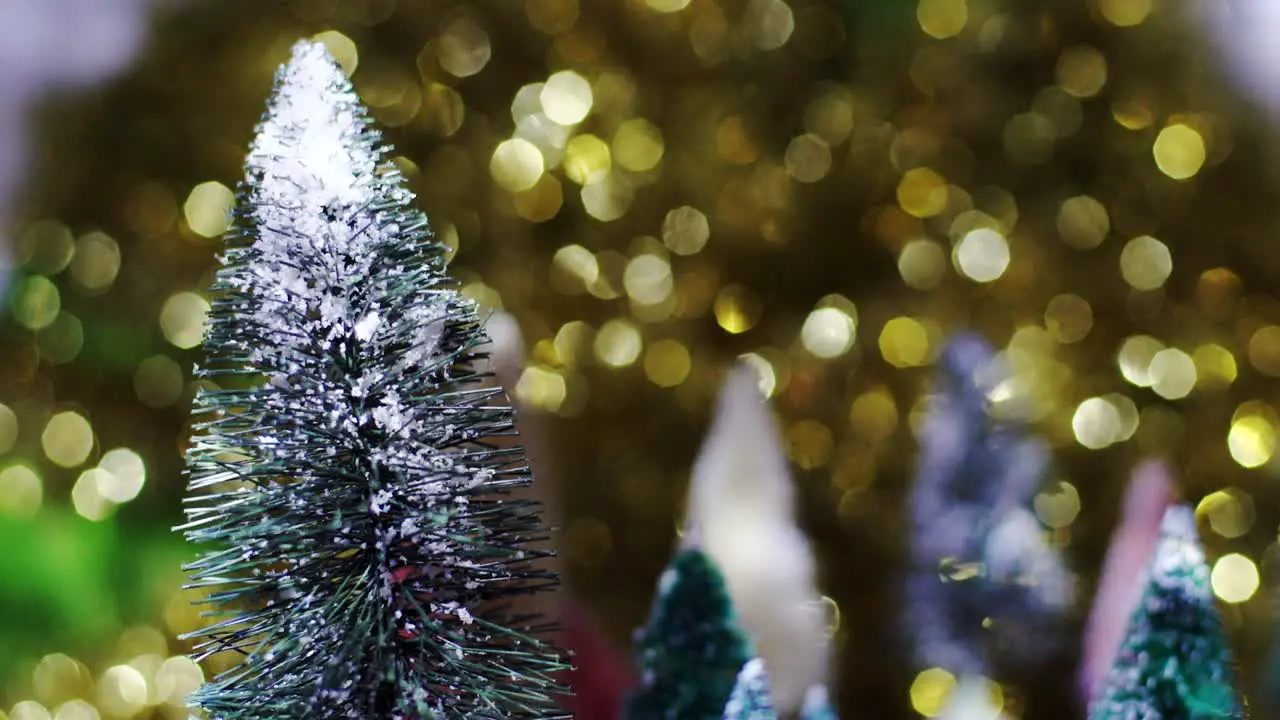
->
2, 0, 1280, 717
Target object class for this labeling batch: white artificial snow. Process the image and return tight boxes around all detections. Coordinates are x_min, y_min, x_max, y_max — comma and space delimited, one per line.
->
353, 311, 380, 341
721, 658, 772, 719
683, 361, 829, 714
370, 488, 393, 515
1151, 505, 1211, 600
399, 517, 419, 538
656, 567, 677, 598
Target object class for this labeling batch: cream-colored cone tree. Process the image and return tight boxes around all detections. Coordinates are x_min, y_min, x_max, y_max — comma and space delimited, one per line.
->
682, 362, 830, 714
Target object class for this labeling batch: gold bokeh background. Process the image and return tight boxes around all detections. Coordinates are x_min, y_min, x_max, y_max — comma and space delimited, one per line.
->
2, 0, 1280, 717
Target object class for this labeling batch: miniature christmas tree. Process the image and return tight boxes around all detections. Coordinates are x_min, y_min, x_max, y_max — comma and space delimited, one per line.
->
1087, 506, 1242, 719
798, 686, 840, 720
177, 40, 567, 719
625, 548, 753, 720
907, 332, 1072, 677
722, 659, 777, 720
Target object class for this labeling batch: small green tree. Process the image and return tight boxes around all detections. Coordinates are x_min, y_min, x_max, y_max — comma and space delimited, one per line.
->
626, 548, 753, 719
1087, 506, 1242, 719
179, 40, 566, 719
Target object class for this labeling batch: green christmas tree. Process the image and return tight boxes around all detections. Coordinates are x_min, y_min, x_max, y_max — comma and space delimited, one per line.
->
177, 40, 567, 719
1087, 505, 1242, 720
626, 548, 754, 720
722, 659, 777, 720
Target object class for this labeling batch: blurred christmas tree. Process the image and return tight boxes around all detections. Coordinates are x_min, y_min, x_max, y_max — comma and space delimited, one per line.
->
722, 659, 777, 720
906, 331, 1071, 710
1087, 506, 1242, 719
179, 41, 566, 718
626, 548, 753, 720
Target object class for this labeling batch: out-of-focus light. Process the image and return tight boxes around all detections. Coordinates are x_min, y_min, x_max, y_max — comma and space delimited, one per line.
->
916, 0, 967, 40
1057, 45, 1107, 98
0, 465, 43, 518
644, 339, 692, 387
562, 134, 612, 185
1193, 344, 1237, 388
12, 276, 61, 330
134, 355, 186, 409
713, 285, 760, 334
784, 133, 832, 183
644, 0, 691, 13
1118, 335, 1165, 387
515, 366, 567, 412
1196, 489, 1255, 539
623, 254, 673, 306
1153, 123, 1207, 180
1148, 348, 1196, 400
435, 16, 492, 78
160, 292, 211, 350
42, 411, 93, 469
594, 319, 642, 367
0, 403, 17, 454
801, 307, 856, 359
909, 667, 957, 716
1056, 195, 1109, 249
52, 699, 98, 720
662, 206, 710, 255
312, 30, 358, 74
490, 138, 545, 192
155, 655, 204, 708
97, 448, 147, 503
879, 317, 933, 368
10, 700, 53, 720
1099, 0, 1151, 26
898, 239, 947, 290
1119, 235, 1173, 290
72, 469, 114, 522
953, 228, 1010, 282
1211, 553, 1259, 604
1228, 412, 1275, 469
97, 666, 148, 717
1073, 397, 1123, 450
540, 71, 593, 125
897, 167, 948, 218
183, 182, 234, 238
70, 231, 121, 291
612, 118, 664, 172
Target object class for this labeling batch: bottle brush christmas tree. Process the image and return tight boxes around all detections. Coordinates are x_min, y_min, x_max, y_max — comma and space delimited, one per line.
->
177, 40, 567, 719
626, 547, 754, 720
907, 332, 1071, 680
1087, 505, 1242, 719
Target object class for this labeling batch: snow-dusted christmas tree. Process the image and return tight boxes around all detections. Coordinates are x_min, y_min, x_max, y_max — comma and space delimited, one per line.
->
722, 659, 777, 720
907, 332, 1072, 681
178, 40, 567, 719
1087, 506, 1242, 719
626, 548, 753, 720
